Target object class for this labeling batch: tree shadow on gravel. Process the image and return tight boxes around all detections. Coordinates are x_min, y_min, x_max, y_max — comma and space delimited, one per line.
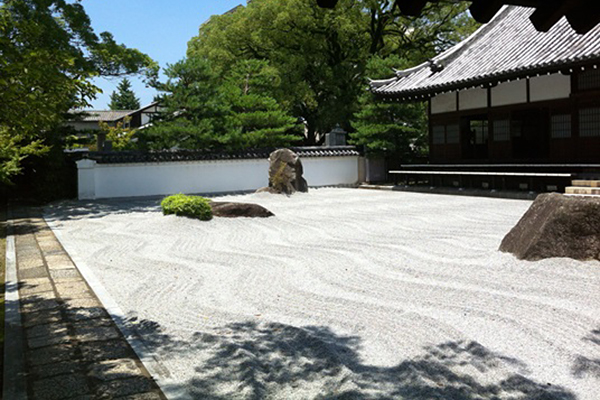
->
44, 198, 162, 222
43, 190, 257, 222
126, 318, 576, 400
572, 327, 600, 379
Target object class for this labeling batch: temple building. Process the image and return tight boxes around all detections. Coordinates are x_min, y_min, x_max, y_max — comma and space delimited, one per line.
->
371, 6, 600, 170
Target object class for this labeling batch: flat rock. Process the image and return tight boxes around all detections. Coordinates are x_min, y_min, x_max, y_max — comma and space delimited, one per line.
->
210, 202, 274, 218
499, 193, 600, 261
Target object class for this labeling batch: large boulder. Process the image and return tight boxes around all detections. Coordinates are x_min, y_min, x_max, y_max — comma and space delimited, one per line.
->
259, 149, 308, 194
210, 202, 274, 218
499, 193, 600, 261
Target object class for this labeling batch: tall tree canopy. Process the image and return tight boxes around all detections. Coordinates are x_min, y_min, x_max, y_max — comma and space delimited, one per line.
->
0, 0, 157, 184
188, 0, 369, 145
138, 57, 234, 151
221, 59, 301, 149
350, 55, 428, 161
187, 0, 477, 146
140, 58, 301, 151
108, 78, 141, 110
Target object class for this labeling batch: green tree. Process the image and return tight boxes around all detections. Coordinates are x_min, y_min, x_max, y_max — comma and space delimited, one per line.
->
0, 0, 157, 184
138, 57, 234, 150
350, 55, 428, 161
99, 117, 136, 151
188, 0, 369, 145
223, 60, 301, 149
108, 78, 141, 110
362, 0, 479, 59
187, 0, 477, 146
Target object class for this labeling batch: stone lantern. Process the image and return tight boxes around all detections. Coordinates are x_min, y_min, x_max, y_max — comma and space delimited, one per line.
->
324, 124, 347, 146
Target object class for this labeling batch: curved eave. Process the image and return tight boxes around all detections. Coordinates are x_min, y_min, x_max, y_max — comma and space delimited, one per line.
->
369, 6, 512, 98
373, 56, 600, 102
368, 77, 398, 89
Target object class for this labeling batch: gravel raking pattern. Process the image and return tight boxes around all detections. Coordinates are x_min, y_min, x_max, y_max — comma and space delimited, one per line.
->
44, 188, 600, 400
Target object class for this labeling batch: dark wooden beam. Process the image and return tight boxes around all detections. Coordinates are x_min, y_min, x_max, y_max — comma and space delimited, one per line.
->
316, 0, 600, 34
469, 0, 506, 23
530, 0, 576, 32
316, 0, 338, 8
566, 0, 599, 34
396, 0, 430, 16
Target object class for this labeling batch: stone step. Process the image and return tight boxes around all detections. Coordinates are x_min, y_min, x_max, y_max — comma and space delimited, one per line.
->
565, 186, 600, 195
571, 180, 600, 187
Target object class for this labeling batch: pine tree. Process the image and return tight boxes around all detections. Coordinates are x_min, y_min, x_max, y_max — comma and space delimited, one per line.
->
350, 56, 428, 161
223, 60, 301, 149
108, 78, 141, 110
137, 58, 234, 150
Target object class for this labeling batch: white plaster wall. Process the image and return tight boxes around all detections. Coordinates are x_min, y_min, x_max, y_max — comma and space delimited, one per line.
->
78, 157, 360, 199
302, 157, 359, 186
431, 92, 457, 114
491, 80, 527, 107
458, 87, 487, 110
529, 73, 571, 102
92, 159, 268, 199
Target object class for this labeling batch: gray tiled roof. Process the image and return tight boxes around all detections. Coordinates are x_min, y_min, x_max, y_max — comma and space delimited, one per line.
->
371, 6, 600, 99
76, 110, 134, 122
81, 146, 361, 164
71, 102, 161, 122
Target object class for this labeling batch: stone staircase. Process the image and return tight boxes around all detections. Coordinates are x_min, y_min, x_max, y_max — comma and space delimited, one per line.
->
565, 179, 600, 195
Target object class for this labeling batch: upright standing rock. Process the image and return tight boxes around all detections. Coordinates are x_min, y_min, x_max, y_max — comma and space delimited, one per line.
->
259, 149, 308, 194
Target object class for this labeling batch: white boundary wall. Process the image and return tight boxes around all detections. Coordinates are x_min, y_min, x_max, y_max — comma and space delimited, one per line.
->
77, 156, 361, 200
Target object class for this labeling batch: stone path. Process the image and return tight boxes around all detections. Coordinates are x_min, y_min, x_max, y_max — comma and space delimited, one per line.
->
6, 207, 166, 400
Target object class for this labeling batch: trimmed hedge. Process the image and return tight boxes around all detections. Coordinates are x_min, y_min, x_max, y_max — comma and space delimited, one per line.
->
161, 194, 213, 221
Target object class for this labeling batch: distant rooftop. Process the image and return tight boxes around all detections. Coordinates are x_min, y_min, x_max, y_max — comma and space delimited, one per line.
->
70, 102, 161, 122
74, 110, 134, 122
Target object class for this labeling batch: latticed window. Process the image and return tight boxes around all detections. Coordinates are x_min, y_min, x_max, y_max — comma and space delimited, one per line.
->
550, 114, 571, 138
579, 108, 600, 137
446, 124, 459, 144
432, 125, 445, 144
470, 120, 488, 144
493, 120, 510, 141
578, 69, 600, 91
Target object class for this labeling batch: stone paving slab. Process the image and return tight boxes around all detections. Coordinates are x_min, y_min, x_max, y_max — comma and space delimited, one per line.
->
6, 208, 166, 400
21, 309, 64, 329
26, 322, 69, 339
28, 344, 77, 367
32, 374, 90, 400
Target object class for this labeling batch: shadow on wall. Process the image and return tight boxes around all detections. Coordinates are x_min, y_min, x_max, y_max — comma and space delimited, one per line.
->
127, 317, 576, 400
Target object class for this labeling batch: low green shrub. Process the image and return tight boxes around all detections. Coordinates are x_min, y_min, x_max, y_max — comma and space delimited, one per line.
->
161, 194, 213, 221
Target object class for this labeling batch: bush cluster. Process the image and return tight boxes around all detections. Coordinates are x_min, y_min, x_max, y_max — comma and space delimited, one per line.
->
161, 194, 213, 221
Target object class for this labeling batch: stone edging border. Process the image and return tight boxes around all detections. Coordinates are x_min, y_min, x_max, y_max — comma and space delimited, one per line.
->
3, 212, 28, 400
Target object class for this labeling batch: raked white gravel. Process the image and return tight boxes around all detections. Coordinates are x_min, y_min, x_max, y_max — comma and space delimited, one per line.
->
45, 188, 600, 400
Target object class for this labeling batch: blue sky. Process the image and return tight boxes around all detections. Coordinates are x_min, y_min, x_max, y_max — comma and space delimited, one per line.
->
85, 0, 247, 109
